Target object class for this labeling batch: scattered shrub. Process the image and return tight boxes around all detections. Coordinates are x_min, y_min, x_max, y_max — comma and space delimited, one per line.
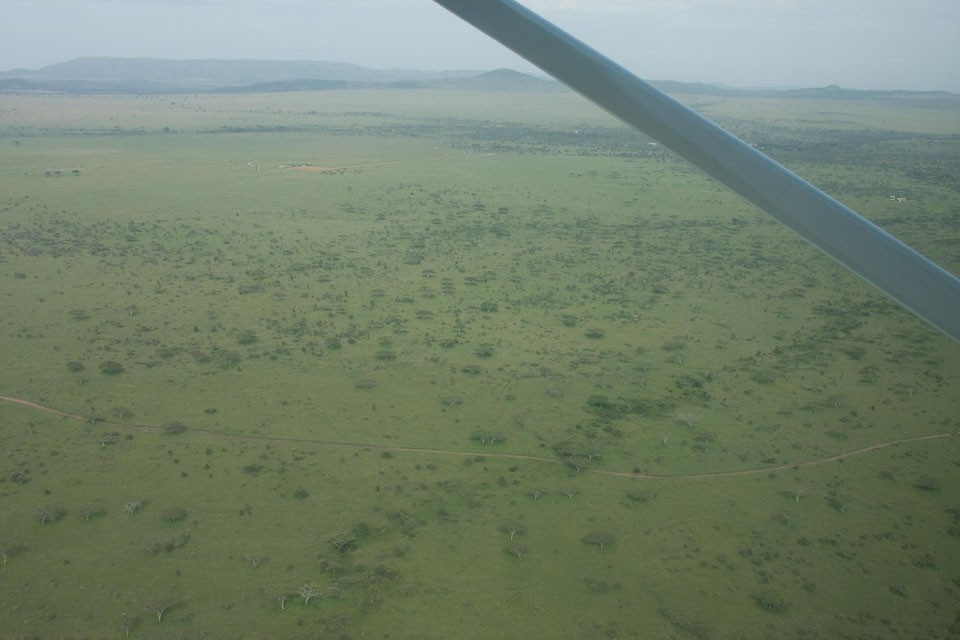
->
754, 590, 788, 613
162, 422, 187, 435
159, 507, 188, 523
98, 361, 124, 374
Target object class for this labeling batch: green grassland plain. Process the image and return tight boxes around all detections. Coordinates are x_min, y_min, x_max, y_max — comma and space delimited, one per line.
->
0, 88, 959, 639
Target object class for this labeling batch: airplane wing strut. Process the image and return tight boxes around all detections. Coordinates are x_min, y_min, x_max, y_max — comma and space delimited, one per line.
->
433, 0, 960, 343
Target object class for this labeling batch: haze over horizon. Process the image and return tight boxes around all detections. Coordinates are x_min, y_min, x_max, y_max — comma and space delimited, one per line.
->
1, 0, 958, 93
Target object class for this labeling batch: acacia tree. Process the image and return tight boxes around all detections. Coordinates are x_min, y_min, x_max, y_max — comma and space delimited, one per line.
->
159, 507, 188, 523
528, 489, 547, 501
505, 543, 527, 559
329, 530, 356, 553
1, 543, 29, 564
32, 505, 65, 525
162, 422, 187, 435
677, 413, 701, 429
244, 553, 266, 568
297, 583, 322, 604
141, 599, 179, 623
118, 612, 141, 638
99, 431, 121, 448
499, 520, 526, 541
471, 432, 506, 445
79, 504, 107, 521
99, 360, 124, 374
581, 531, 616, 551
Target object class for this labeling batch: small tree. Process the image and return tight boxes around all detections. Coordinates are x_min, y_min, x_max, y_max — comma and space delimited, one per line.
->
141, 599, 179, 623
471, 432, 505, 445
827, 495, 850, 515
914, 475, 942, 492
159, 507, 188, 523
754, 590, 788, 613
216, 349, 241, 369
99, 432, 120, 448
581, 531, 616, 551
297, 583, 322, 605
1, 543, 29, 564
118, 612, 141, 638
244, 553, 266, 568
505, 543, 527, 560
771, 510, 796, 527
124, 500, 143, 515
32, 505, 65, 525
474, 343, 494, 358
528, 489, 547, 501
99, 360, 124, 374
113, 406, 133, 419
560, 487, 579, 500
162, 422, 187, 435
329, 530, 356, 553
79, 504, 107, 521
499, 520, 526, 541
276, 591, 292, 609
677, 412, 701, 429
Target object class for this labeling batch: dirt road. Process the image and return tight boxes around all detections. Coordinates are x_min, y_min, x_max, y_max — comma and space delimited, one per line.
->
1, 394, 954, 480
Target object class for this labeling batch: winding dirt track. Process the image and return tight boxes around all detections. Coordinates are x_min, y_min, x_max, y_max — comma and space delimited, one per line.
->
1, 394, 955, 480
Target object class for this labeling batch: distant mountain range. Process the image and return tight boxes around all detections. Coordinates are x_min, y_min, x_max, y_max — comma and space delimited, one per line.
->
0, 57, 485, 89
0, 58, 562, 94
0, 57, 956, 102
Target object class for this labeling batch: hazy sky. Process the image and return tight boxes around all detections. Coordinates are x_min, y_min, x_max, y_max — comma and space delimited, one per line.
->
1, 0, 958, 91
